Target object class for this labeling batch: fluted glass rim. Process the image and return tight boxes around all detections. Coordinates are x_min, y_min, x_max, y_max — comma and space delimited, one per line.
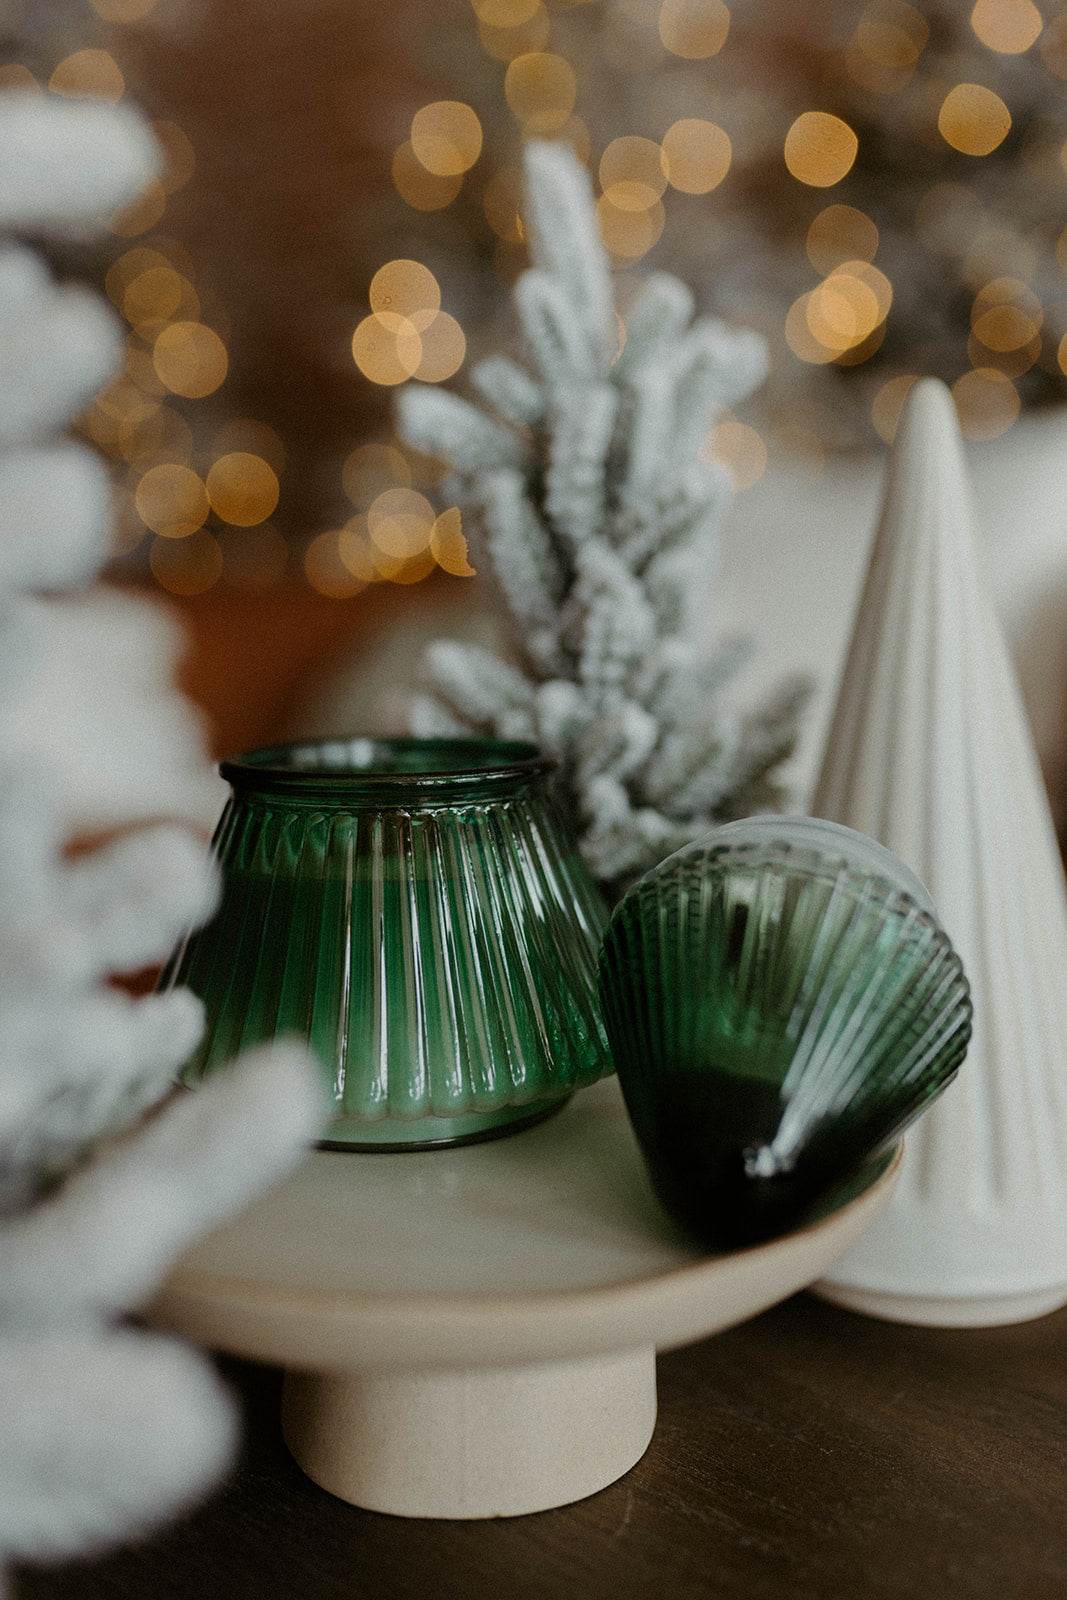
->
656, 815, 938, 919
219, 737, 557, 804
607, 838, 956, 973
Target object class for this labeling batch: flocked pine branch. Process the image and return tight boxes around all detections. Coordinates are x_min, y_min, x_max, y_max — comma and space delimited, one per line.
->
0, 94, 326, 1590
398, 141, 809, 895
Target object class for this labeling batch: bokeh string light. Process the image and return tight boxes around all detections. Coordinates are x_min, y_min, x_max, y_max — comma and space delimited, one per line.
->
385, 0, 1067, 459
49, 20, 304, 602
46, 0, 1067, 596
49, 49, 125, 102
351, 259, 467, 387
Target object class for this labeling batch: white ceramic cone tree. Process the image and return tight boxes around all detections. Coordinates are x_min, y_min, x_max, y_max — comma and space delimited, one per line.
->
810, 377, 1067, 1326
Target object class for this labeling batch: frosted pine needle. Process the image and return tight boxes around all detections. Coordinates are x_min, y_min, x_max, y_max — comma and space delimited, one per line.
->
399, 141, 808, 895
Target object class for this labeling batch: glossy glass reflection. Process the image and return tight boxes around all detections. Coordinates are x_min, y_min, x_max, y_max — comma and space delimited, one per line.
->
162, 738, 611, 1147
598, 817, 972, 1248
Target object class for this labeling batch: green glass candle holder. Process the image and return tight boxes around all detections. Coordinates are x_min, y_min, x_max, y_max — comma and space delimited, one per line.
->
161, 737, 612, 1148
598, 816, 972, 1248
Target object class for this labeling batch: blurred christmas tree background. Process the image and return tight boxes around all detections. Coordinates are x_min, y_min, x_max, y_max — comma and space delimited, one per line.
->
5, 0, 1067, 602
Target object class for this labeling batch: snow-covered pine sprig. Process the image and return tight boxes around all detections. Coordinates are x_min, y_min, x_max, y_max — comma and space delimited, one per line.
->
398, 140, 809, 896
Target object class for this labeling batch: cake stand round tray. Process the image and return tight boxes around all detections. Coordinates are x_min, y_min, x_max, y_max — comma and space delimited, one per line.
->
147, 1078, 900, 1520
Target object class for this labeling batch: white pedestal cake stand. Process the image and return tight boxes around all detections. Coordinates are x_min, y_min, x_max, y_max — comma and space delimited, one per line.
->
147, 1079, 899, 1519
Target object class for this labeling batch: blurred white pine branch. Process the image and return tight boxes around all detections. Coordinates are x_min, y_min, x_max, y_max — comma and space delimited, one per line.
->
0, 92, 325, 1587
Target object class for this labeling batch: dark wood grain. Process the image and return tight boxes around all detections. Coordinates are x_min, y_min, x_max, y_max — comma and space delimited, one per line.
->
18, 1293, 1067, 1600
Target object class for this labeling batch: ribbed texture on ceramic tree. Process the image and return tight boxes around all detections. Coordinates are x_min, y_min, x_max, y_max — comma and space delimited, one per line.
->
813, 378, 1067, 1324
598, 822, 971, 1248
162, 739, 611, 1146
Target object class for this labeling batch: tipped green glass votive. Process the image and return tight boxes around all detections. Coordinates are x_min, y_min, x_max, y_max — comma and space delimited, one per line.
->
161, 737, 612, 1148
598, 816, 972, 1247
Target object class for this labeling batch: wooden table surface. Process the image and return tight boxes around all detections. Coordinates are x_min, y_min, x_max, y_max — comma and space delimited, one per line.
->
18, 1291, 1067, 1600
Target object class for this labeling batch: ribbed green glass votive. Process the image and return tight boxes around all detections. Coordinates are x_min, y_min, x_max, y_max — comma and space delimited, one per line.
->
598, 816, 972, 1247
161, 738, 612, 1148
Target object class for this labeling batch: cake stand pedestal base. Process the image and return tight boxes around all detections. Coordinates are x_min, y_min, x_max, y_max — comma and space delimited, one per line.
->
147, 1081, 899, 1520
281, 1347, 656, 1518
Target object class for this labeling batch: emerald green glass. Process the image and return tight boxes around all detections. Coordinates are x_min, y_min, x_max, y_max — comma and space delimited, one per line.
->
161, 737, 612, 1148
598, 816, 972, 1248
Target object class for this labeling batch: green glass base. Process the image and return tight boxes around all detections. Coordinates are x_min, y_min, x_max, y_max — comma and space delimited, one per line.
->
318, 1095, 572, 1152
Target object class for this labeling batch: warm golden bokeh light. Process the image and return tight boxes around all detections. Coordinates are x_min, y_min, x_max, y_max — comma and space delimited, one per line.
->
367, 488, 437, 559
152, 121, 196, 193
841, 259, 892, 317
785, 294, 837, 364
410, 102, 484, 177
477, 6, 551, 62
952, 367, 1020, 437
596, 193, 666, 259
969, 278, 1042, 370
108, 180, 167, 238
376, 548, 439, 585
106, 248, 171, 306
846, 0, 928, 92
806, 205, 879, 274
702, 418, 767, 490
835, 320, 887, 366
967, 329, 1039, 378
49, 49, 125, 102
122, 406, 193, 467
221, 522, 288, 592
970, 0, 1042, 53
343, 443, 412, 508
661, 119, 731, 193
135, 463, 209, 538
123, 347, 165, 397
90, 0, 159, 19
658, 0, 730, 60
472, 0, 541, 25
504, 53, 577, 133
392, 142, 463, 211
150, 528, 223, 595
370, 260, 441, 319
806, 279, 877, 352
305, 530, 369, 598
206, 452, 280, 526
796, 260, 892, 361
123, 266, 199, 334
938, 84, 1012, 155
972, 274, 1042, 320
338, 516, 381, 582
0, 65, 40, 94
784, 113, 858, 187
92, 375, 159, 432
972, 302, 1041, 350
213, 419, 287, 474
599, 137, 669, 210
871, 374, 919, 442
411, 312, 467, 383
430, 507, 476, 576
153, 321, 228, 398
352, 313, 423, 386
